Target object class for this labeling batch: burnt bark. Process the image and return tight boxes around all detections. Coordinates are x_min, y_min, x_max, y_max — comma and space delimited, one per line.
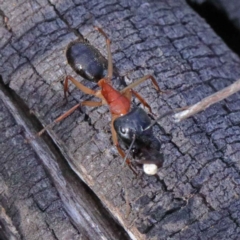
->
189, 0, 240, 31
187, 0, 240, 56
1, 0, 240, 239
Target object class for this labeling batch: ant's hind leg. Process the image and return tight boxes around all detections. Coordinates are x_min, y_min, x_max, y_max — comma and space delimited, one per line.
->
33, 100, 103, 138
64, 75, 99, 99
94, 27, 113, 82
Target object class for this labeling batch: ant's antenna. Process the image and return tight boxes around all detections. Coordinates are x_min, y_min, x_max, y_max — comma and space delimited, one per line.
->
143, 110, 174, 131
122, 134, 136, 167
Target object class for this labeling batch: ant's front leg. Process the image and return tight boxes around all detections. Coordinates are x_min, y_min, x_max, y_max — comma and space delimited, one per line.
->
111, 116, 138, 175
120, 75, 166, 114
121, 74, 164, 93
131, 90, 153, 114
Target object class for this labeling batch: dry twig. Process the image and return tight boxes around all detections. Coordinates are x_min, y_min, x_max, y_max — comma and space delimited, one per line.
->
173, 79, 240, 122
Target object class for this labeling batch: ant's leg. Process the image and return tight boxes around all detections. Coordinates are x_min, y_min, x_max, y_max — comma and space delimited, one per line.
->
131, 90, 153, 114
121, 88, 152, 114
121, 74, 165, 93
35, 100, 103, 138
64, 75, 98, 99
121, 88, 132, 101
111, 116, 138, 175
121, 88, 153, 115
121, 83, 153, 113
111, 115, 130, 165
94, 27, 113, 81
121, 74, 165, 113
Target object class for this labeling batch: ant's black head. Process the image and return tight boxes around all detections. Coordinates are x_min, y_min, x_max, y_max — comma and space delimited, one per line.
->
66, 40, 107, 82
114, 107, 152, 149
114, 107, 163, 175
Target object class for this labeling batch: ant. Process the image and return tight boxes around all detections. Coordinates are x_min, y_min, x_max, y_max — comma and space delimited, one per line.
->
37, 27, 165, 174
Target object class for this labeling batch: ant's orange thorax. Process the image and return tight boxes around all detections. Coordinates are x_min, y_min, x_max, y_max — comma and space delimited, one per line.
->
98, 79, 131, 116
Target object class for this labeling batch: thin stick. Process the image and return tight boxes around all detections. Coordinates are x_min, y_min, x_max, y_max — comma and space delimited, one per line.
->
174, 79, 240, 122
143, 110, 174, 131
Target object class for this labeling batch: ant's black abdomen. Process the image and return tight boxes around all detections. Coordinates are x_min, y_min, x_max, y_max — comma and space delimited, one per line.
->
66, 40, 107, 82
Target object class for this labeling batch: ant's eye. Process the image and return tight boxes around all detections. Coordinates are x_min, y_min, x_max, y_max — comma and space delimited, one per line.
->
120, 127, 126, 134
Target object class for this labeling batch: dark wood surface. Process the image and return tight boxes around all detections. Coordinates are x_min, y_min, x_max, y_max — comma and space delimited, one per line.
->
1, 0, 240, 239
189, 0, 240, 30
